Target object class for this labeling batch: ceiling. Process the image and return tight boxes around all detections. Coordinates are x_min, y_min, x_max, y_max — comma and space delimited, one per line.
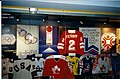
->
2, 0, 120, 18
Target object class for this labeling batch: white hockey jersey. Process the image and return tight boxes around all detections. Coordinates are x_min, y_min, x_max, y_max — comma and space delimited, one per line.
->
13, 59, 32, 79
2, 58, 9, 79
31, 57, 45, 77
92, 56, 112, 74
7, 61, 13, 74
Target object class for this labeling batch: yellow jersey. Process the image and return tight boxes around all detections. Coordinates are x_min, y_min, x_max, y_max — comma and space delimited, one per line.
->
66, 56, 79, 75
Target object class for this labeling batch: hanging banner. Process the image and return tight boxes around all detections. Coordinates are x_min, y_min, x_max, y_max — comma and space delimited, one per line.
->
2, 24, 16, 51
79, 28, 101, 55
101, 28, 116, 53
17, 25, 39, 55
46, 26, 53, 45
39, 26, 59, 54
116, 28, 120, 54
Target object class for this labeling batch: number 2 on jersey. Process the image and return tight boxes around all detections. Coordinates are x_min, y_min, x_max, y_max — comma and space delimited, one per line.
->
68, 40, 75, 51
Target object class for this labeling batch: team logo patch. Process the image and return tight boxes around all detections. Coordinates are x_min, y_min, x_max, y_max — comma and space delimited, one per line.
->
101, 33, 116, 51
52, 65, 60, 74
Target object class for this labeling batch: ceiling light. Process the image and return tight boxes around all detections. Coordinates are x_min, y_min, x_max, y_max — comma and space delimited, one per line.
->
43, 19, 45, 22
17, 19, 19, 22
29, 8, 37, 12
29, 8, 38, 14
57, 20, 60, 23
80, 21, 83, 24
42, 16, 48, 22
104, 22, 106, 25
104, 17, 109, 25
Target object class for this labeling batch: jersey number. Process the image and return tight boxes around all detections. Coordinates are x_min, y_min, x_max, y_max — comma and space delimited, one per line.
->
14, 62, 31, 72
9, 67, 13, 72
69, 40, 75, 51
20, 62, 25, 69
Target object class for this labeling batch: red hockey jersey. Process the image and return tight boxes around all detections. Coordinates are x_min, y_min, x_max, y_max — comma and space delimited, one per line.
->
42, 58, 74, 79
57, 30, 84, 55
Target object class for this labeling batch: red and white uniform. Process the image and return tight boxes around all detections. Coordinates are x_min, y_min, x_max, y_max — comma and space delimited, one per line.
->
57, 30, 84, 55
92, 55, 112, 74
42, 56, 74, 79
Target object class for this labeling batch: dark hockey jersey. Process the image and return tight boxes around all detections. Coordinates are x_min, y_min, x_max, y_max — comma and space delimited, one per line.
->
80, 57, 94, 75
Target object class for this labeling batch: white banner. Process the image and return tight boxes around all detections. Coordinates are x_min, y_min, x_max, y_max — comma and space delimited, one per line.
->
79, 28, 101, 55
17, 25, 39, 55
46, 26, 53, 45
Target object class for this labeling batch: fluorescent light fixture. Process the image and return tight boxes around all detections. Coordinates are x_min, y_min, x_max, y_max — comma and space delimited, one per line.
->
29, 8, 38, 14
29, 8, 37, 12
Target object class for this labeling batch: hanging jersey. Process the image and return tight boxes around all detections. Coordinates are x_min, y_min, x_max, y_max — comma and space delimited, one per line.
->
2, 58, 9, 79
42, 58, 74, 79
81, 57, 94, 75
7, 61, 13, 74
66, 56, 79, 75
93, 56, 112, 74
57, 30, 84, 55
31, 58, 45, 77
13, 59, 32, 79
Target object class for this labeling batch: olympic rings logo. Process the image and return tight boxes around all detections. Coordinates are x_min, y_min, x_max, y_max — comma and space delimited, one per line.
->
17, 27, 38, 45
1, 34, 16, 45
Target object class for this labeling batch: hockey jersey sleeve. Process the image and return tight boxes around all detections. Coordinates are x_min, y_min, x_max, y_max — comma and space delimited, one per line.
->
79, 58, 83, 75
92, 55, 99, 74
57, 32, 66, 55
78, 31, 84, 55
65, 60, 74, 79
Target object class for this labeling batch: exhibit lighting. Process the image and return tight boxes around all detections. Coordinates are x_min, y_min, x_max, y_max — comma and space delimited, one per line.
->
29, 8, 37, 12
43, 16, 48, 22
29, 8, 38, 14
104, 22, 106, 24
80, 21, 83, 24
57, 20, 60, 23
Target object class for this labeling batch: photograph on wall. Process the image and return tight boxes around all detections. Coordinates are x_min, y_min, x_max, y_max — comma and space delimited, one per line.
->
17, 25, 39, 55
116, 28, 120, 54
79, 28, 101, 55
39, 26, 59, 54
2, 24, 17, 51
101, 28, 116, 53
